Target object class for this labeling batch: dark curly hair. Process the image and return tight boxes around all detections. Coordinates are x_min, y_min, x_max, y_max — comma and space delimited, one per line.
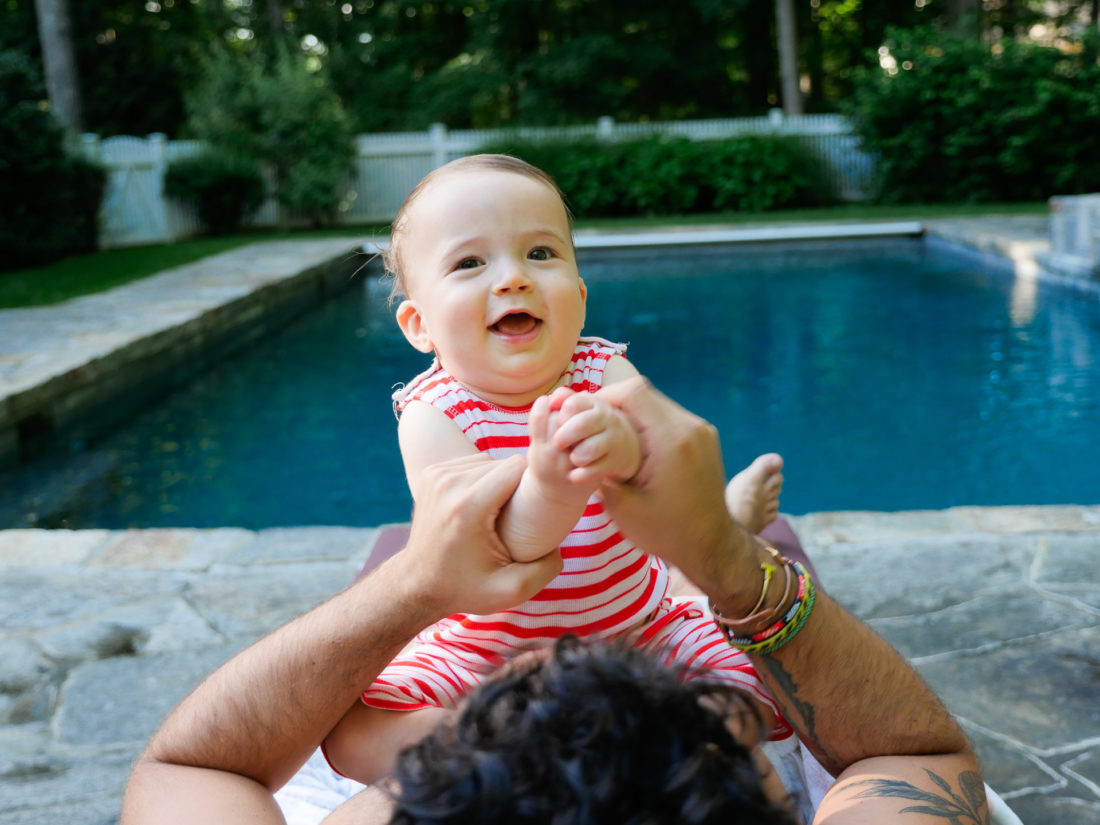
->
388, 637, 795, 825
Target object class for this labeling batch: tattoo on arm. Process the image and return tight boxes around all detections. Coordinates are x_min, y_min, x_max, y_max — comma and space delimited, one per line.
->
848, 769, 990, 824
757, 656, 839, 772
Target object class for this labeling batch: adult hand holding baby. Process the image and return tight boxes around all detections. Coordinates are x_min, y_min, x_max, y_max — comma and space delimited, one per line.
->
592, 377, 766, 612
400, 452, 563, 617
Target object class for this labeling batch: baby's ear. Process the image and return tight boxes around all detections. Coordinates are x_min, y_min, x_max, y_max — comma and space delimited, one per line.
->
396, 300, 434, 353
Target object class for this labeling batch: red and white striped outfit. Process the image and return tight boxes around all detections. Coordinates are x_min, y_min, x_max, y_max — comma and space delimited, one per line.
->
363, 336, 790, 740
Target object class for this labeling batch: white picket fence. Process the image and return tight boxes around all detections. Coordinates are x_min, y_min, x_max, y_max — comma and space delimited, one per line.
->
79, 112, 875, 249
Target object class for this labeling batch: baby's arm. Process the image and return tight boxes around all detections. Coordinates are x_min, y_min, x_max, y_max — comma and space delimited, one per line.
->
499, 355, 644, 560
398, 357, 643, 565
493, 394, 605, 562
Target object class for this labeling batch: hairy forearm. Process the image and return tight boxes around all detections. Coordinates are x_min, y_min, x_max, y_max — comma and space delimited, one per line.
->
699, 525, 971, 776
498, 468, 589, 562
751, 593, 972, 777
125, 552, 441, 804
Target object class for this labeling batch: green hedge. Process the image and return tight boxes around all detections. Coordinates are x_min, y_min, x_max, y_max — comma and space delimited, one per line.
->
165, 150, 266, 235
0, 50, 106, 271
844, 26, 1100, 203
477, 134, 834, 218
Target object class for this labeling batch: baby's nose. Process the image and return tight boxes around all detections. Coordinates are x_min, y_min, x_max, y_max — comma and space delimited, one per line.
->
492, 263, 534, 292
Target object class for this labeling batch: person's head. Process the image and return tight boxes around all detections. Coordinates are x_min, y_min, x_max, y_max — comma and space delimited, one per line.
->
387, 637, 794, 825
387, 155, 588, 407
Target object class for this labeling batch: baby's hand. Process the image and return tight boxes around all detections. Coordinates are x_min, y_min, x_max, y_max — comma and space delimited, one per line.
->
545, 388, 642, 488
526, 394, 587, 499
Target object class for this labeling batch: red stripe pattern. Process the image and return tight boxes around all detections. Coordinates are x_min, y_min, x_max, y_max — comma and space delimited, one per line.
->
372, 337, 787, 739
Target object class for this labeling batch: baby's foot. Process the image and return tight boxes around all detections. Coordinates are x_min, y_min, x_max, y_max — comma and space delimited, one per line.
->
725, 453, 784, 534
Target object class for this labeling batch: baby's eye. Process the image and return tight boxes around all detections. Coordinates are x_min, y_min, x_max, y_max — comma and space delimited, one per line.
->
528, 247, 553, 261
455, 257, 482, 270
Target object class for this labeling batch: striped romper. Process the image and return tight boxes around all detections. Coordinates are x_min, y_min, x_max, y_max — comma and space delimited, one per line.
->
362, 336, 789, 740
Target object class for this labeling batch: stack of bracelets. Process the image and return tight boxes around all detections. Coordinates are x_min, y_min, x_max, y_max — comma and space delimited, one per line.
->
710, 541, 817, 656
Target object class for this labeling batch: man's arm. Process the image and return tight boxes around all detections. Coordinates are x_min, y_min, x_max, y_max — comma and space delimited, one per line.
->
121, 453, 561, 825
597, 378, 989, 825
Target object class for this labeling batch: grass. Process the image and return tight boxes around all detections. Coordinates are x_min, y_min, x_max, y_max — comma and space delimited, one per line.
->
0, 228, 386, 309
0, 202, 1047, 308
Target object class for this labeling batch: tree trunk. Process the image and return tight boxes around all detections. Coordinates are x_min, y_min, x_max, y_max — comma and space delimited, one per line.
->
33, 0, 83, 132
775, 0, 802, 115
1001, 0, 1017, 35
267, 0, 286, 39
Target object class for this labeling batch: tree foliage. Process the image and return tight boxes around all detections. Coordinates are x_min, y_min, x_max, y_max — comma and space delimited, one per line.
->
2, 0, 223, 137
0, 49, 105, 270
845, 24, 1100, 202
10, 0, 1098, 137
184, 47, 354, 225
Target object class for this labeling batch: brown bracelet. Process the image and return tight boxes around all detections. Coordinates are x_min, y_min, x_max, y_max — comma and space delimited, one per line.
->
710, 542, 796, 639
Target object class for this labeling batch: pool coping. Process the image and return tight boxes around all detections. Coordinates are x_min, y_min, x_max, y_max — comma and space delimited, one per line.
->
0, 239, 366, 469
572, 220, 925, 248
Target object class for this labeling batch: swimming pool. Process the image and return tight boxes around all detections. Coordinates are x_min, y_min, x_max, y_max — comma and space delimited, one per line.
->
4, 238, 1098, 528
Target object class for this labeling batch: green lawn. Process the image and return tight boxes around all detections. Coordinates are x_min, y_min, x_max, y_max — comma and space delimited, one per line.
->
0, 202, 1047, 309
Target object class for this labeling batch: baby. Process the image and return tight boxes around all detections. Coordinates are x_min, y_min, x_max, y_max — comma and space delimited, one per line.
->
323, 154, 788, 783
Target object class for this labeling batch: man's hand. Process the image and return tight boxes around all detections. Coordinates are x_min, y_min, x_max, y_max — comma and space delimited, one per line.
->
399, 452, 563, 617
593, 377, 749, 588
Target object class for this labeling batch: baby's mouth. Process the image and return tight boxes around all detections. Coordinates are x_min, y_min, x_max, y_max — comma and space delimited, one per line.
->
490, 312, 541, 336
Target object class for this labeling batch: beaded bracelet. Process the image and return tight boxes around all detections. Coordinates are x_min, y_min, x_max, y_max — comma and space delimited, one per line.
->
712, 559, 817, 656
710, 541, 790, 638
728, 562, 816, 656
710, 559, 794, 638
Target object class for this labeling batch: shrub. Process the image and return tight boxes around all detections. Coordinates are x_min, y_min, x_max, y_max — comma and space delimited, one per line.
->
707, 136, 831, 212
844, 26, 1100, 203
184, 48, 354, 226
164, 151, 265, 235
479, 134, 832, 218
0, 49, 106, 271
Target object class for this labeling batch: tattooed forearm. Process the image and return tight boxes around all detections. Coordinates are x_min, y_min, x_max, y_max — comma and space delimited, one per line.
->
847, 769, 990, 824
757, 656, 840, 773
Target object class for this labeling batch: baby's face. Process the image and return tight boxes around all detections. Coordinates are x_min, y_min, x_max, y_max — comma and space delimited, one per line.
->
395, 168, 587, 408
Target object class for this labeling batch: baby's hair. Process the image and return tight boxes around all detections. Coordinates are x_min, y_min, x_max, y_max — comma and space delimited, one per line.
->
384, 154, 574, 302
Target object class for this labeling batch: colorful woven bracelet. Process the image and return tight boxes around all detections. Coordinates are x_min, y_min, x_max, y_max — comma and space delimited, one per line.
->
730, 564, 808, 644
710, 542, 793, 639
730, 563, 816, 656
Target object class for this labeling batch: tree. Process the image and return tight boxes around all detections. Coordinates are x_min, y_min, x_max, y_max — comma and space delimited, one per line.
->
184, 46, 354, 226
6, 0, 1099, 137
844, 24, 1100, 203
0, 49, 105, 268
775, 0, 802, 114
32, 0, 82, 131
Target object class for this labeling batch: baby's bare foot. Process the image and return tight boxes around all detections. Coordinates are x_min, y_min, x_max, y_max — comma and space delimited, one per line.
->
725, 453, 784, 534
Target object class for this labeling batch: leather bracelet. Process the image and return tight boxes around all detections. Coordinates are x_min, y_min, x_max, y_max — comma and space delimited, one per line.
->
723, 561, 816, 656
710, 541, 794, 640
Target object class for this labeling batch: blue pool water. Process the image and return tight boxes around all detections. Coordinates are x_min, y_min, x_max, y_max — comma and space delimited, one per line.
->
6, 238, 1099, 528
